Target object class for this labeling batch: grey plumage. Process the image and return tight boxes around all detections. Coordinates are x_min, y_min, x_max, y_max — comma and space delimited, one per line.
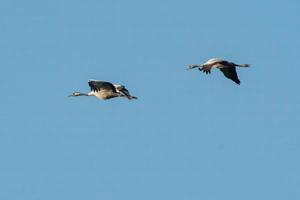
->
69, 80, 137, 100
188, 58, 250, 84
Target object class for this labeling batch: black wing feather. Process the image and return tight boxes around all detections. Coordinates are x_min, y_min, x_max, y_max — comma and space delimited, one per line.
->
219, 67, 240, 84
88, 80, 117, 92
218, 60, 235, 67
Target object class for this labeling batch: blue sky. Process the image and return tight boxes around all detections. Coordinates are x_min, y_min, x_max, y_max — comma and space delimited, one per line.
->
1, 0, 299, 199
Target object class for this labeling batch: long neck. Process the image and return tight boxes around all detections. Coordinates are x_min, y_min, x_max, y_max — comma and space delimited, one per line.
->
188, 64, 201, 69
77, 92, 90, 96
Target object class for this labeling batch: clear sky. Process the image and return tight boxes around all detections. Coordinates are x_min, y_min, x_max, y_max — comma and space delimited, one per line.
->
1, 0, 299, 199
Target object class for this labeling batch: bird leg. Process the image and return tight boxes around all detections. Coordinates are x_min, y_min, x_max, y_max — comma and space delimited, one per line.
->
200, 65, 212, 74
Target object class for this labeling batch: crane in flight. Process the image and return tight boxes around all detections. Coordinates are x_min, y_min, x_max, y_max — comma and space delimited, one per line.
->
69, 80, 138, 100
188, 58, 250, 84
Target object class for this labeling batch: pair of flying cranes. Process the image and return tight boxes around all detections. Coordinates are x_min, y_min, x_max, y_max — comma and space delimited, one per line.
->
69, 58, 250, 100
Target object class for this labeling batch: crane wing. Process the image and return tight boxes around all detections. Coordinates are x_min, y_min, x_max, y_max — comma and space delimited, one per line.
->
217, 60, 236, 67
88, 80, 117, 92
219, 67, 240, 84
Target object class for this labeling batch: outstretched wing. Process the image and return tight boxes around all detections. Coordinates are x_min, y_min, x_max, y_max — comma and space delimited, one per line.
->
219, 67, 240, 84
88, 80, 117, 92
217, 60, 236, 67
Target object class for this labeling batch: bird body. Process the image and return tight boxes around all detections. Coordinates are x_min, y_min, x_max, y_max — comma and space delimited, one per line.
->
188, 58, 250, 84
69, 80, 137, 100
203, 58, 224, 65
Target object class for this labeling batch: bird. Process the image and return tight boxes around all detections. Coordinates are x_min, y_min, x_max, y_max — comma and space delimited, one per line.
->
69, 80, 138, 100
188, 58, 250, 84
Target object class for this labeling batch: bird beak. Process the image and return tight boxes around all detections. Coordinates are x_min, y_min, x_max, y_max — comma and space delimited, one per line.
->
186, 65, 193, 70
68, 94, 74, 97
